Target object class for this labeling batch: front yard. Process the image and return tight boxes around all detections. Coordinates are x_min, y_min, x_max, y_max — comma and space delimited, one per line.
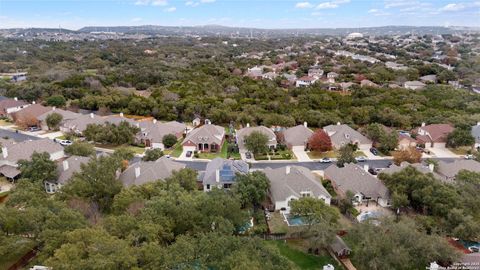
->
197, 141, 228, 159
163, 141, 183, 158
255, 149, 295, 160
307, 150, 336, 159
94, 144, 146, 155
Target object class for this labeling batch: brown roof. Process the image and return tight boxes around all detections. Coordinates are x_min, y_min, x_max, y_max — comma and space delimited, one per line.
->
298, 76, 316, 82
414, 124, 454, 143
12, 104, 52, 121
0, 99, 28, 115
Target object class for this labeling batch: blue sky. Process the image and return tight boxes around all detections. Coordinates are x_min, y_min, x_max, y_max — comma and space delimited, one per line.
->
0, 0, 479, 30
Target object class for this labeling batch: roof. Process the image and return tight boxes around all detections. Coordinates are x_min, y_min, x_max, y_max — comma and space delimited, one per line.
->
0, 99, 28, 113
202, 157, 249, 186
0, 165, 20, 178
330, 235, 351, 254
138, 121, 187, 143
0, 139, 64, 164
282, 125, 313, 147
324, 163, 390, 199
37, 108, 82, 122
184, 124, 225, 146
13, 104, 51, 120
404, 81, 426, 88
57, 156, 90, 185
62, 114, 136, 133
236, 126, 277, 149
264, 166, 331, 203
119, 156, 186, 187
380, 162, 448, 183
398, 134, 416, 143
436, 160, 480, 179
323, 124, 371, 148
415, 124, 454, 143
471, 124, 480, 143
298, 76, 316, 82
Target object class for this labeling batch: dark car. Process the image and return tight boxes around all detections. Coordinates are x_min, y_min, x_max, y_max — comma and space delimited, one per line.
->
186, 151, 193, 158
245, 152, 252, 159
368, 168, 377, 175
370, 147, 379, 156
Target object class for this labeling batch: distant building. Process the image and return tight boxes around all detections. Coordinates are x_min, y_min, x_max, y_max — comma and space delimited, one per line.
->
346, 32, 363, 39
296, 76, 318, 87
404, 80, 426, 90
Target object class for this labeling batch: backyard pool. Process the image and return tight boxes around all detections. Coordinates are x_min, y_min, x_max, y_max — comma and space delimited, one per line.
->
459, 240, 480, 253
284, 214, 307, 226
357, 211, 383, 223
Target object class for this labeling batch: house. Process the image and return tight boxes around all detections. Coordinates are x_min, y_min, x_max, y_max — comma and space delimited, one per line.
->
61, 113, 136, 135
119, 156, 186, 187
380, 162, 449, 183
404, 81, 426, 90
0, 72, 27, 82
324, 163, 390, 207
339, 82, 355, 91
323, 123, 372, 150
11, 104, 52, 128
262, 72, 278, 80
385, 61, 408, 71
37, 108, 82, 131
329, 235, 351, 258
137, 120, 186, 149
200, 158, 249, 191
360, 79, 378, 88
327, 72, 338, 83
420, 74, 437, 84
236, 125, 277, 151
264, 166, 331, 212
0, 98, 29, 117
281, 123, 313, 149
398, 134, 417, 150
296, 76, 318, 87
471, 122, 480, 148
246, 66, 264, 79
308, 68, 324, 78
0, 139, 65, 181
183, 123, 225, 152
44, 155, 90, 193
435, 160, 480, 182
414, 123, 454, 148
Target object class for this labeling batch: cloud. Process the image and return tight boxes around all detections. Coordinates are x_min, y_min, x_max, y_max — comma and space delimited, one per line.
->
295, 2, 313, 8
440, 3, 466, 11
200, 0, 216, 3
152, 0, 168, 6
384, 0, 417, 8
134, 0, 168, 6
316, 2, 338, 9
131, 17, 143, 22
185, 1, 199, 6
164, 6, 176, 12
368, 9, 379, 13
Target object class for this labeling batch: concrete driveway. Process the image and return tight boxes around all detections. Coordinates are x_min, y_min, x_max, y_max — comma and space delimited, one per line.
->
427, 146, 459, 158
292, 146, 311, 161
177, 146, 196, 161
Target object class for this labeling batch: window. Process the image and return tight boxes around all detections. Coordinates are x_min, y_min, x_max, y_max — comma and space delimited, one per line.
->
206, 184, 210, 190
300, 191, 311, 197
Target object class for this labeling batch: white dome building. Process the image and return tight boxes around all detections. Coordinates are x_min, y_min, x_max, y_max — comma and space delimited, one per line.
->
346, 32, 364, 39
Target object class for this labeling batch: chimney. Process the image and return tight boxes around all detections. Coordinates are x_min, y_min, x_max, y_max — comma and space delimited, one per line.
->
363, 164, 369, 172
14, 97, 18, 101
52, 106, 56, 111
153, 119, 157, 124
428, 163, 434, 172
32, 101, 36, 104
62, 160, 69, 171
477, 122, 480, 126
246, 123, 250, 128
286, 166, 291, 174
215, 169, 220, 182
304, 121, 308, 128
135, 167, 141, 178
2, 147, 7, 158
120, 112, 124, 117
421, 122, 426, 127
90, 113, 94, 119
336, 122, 341, 125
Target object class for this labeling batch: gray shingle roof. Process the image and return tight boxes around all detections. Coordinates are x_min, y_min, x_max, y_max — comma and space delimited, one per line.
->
324, 163, 390, 200
0, 165, 20, 178
472, 124, 480, 143
62, 114, 136, 133
138, 121, 186, 144
119, 156, 186, 187
38, 108, 82, 122
202, 157, 249, 186
236, 126, 277, 149
57, 155, 90, 185
323, 124, 371, 148
380, 162, 449, 183
264, 166, 331, 203
184, 124, 225, 146
330, 235, 351, 254
282, 125, 313, 147
436, 160, 480, 180
0, 138, 64, 164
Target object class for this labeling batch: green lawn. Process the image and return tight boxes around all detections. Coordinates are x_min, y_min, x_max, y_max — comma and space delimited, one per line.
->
256, 149, 295, 160
164, 141, 183, 158
448, 146, 472, 155
0, 119, 12, 126
266, 240, 341, 270
197, 141, 228, 159
267, 212, 288, 234
0, 237, 36, 270
307, 151, 337, 159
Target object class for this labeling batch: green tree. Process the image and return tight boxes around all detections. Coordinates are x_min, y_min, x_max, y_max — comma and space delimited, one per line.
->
18, 152, 58, 183
46, 95, 66, 107
244, 131, 269, 154
64, 141, 95, 157
46, 112, 63, 130
162, 134, 178, 148
164, 168, 198, 191
233, 171, 270, 208
447, 128, 475, 148
378, 131, 398, 153
337, 144, 356, 167
142, 148, 164, 161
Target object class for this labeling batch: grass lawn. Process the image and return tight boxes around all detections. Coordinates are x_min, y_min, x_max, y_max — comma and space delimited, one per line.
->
0, 237, 36, 270
267, 211, 288, 234
197, 141, 228, 159
94, 144, 145, 155
307, 151, 337, 159
164, 141, 183, 158
266, 240, 341, 270
256, 149, 295, 160
448, 146, 472, 155
0, 119, 13, 126
354, 151, 367, 157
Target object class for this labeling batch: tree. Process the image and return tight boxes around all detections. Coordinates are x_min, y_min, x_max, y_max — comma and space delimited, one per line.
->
337, 144, 356, 167
365, 123, 384, 142
308, 129, 332, 152
46, 112, 63, 130
392, 146, 422, 165
46, 95, 66, 107
18, 152, 58, 183
83, 121, 140, 145
162, 134, 178, 148
164, 168, 198, 191
446, 128, 475, 148
64, 141, 95, 157
244, 131, 269, 154
233, 171, 270, 208
378, 131, 398, 153
142, 148, 164, 161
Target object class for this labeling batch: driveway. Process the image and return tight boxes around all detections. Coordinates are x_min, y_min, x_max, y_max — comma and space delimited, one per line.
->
38, 131, 64, 139
177, 146, 196, 161
427, 146, 459, 158
292, 146, 311, 162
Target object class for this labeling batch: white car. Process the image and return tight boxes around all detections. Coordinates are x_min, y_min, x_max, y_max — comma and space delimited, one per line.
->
355, 156, 367, 162
319, 157, 333, 163
58, 140, 73, 146
464, 154, 474, 160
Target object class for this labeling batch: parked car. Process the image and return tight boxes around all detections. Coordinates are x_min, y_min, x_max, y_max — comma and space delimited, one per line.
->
319, 157, 332, 163
245, 152, 252, 159
464, 154, 474, 160
186, 151, 193, 158
58, 140, 73, 146
27, 126, 41, 132
355, 156, 367, 162
368, 168, 377, 175
370, 147, 379, 156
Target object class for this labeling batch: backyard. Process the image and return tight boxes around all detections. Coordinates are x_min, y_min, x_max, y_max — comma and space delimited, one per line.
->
0, 237, 36, 270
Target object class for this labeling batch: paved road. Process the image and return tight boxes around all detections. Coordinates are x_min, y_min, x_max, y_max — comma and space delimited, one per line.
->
0, 129, 40, 142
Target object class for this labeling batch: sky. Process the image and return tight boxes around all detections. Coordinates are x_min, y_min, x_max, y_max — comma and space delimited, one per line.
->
0, 0, 479, 30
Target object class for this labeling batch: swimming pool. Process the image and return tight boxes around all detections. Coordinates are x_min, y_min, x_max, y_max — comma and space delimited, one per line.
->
357, 211, 383, 223
284, 214, 307, 226
458, 240, 480, 253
